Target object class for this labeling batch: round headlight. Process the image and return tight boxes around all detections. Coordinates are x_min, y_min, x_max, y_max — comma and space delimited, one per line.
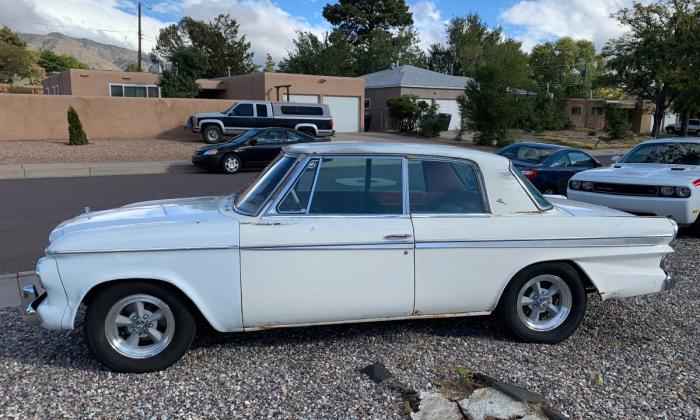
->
203, 149, 218, 156
569, 180, 581, 190
660, 186, 675, 196
676, 186, 691, 198
581, 181, 594, 191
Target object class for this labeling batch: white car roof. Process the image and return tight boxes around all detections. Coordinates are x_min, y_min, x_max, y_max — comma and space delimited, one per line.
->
285, 141, 510, 169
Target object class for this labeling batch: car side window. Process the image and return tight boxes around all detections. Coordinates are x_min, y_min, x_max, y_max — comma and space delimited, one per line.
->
550, 154, 570, 168
278, 159, 319, 213
231, 103, 254, 117
568, 152, 596, 168
256, 104, 268, 118
286, 130, 308, 143
308, 157, 404, 215
408, 159, 486, 214
256, 129, 285, 145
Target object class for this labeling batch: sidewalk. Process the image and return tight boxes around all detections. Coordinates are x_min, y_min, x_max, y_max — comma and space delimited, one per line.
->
0, 160, 199, 180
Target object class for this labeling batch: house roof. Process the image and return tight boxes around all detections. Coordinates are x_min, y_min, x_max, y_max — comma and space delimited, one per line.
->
361, 65, 470, 90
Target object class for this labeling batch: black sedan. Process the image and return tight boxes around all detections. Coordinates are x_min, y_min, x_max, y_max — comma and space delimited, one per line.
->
496, 142, 602, 195
192, 127, 327, 174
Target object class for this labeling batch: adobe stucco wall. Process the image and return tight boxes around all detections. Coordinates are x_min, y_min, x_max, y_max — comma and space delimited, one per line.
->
0, 94, 232, 141
42, 70, 161, 96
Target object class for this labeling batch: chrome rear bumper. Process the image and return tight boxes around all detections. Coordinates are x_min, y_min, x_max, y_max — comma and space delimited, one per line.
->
21, 283, 46, 326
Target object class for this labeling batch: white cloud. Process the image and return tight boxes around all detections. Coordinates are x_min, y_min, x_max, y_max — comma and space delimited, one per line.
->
499, 0, 653, 52
410, 0, 447, 50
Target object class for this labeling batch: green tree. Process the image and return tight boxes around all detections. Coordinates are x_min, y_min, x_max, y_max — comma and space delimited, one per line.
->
159, 47, 209, 98
38, 49, 89, 73
462, 40, 532, 146
153, 14, 256, 78
602, 0, 700, 137
278, 30, 355, 76
124, 63, 139, 72
263, 53, 275, 72
530, 37, 600, 98
353, 27, 426, 75
67, 106, 88, 145
0, 26, 45, 83
322, 0, 413, 45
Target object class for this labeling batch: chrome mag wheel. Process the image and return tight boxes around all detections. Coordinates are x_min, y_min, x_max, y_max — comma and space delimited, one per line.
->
516, 274, 572, 332
104, 294, 176, 359
223, 156, 240, 173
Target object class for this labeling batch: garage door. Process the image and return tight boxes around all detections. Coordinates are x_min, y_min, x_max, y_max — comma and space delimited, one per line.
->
323, 96, 360, 132
283, 94, 319, 103
435, 99, 461, 131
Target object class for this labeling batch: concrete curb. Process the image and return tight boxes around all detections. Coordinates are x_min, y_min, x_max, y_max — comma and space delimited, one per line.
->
0, 161, 200, 180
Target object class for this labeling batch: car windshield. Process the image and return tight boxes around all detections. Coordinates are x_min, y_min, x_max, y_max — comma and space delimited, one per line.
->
622, 142, 700, 165
229, 129, 263, 143
234, 155, 297, 215
498, 145, 557, 164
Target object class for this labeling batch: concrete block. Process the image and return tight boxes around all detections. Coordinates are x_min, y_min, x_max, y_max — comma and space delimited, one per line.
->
23, 163, 90, 179
0, 165, 25, 179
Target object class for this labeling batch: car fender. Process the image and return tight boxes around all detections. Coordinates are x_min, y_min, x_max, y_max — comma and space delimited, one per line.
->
198, 119, 225, 131
294, 123, 318, 135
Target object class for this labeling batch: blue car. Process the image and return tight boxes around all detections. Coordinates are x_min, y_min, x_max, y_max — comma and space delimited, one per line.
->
496, 142, 602, 195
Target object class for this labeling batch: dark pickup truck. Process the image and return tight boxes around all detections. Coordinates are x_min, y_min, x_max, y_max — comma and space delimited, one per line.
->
187, 100, 334, 143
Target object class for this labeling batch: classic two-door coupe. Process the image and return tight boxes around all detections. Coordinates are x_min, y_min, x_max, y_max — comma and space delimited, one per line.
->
22, 143, 677, 372
568, 138, 700, 228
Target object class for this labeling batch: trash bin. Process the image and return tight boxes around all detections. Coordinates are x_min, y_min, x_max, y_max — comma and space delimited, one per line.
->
364, 112, 373, 132
437, 113, 451, 131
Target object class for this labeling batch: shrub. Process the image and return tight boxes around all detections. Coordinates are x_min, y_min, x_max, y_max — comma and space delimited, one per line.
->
418, 102, 442, 137
386, 95, 421, 132
605, 107, 631, 140
67, 106, 88, 145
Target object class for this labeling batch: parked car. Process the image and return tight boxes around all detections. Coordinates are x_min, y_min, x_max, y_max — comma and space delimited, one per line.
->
665, 118, 700, 135
496, 142, 602, 195
568, 138, 700, 228
192, 127, 328, 174
187, 101, 334, 143
22, 142, 676, 372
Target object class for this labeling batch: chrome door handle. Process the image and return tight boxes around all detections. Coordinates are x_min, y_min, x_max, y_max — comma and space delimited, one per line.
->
384, 234, 412, 240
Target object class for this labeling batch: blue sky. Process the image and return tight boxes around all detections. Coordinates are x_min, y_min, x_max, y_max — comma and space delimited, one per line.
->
0, 0, 639, 64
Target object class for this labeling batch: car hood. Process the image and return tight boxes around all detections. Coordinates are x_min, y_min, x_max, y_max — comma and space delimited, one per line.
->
47, 196, 241, 253
572, 163, 700, 185
194, 111, 226, 118
548, 197, 631, 217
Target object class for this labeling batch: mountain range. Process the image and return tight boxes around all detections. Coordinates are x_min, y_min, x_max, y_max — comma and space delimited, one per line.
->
19, 32, 149, 71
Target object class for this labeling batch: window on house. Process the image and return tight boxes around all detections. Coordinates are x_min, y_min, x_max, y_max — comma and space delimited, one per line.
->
591, 107, 604, 115
109, 84, 160, 98
571, 106, 582, 115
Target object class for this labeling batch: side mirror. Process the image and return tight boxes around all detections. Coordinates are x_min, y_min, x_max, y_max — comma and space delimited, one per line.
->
610, 155, 621, 163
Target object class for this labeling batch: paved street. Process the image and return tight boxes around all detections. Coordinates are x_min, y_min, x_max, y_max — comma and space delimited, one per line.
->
0, 172, 257, 274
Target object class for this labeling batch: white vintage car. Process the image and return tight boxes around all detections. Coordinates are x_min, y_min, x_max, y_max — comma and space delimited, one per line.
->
568, 138, 700, 228
22, 143, 677, 373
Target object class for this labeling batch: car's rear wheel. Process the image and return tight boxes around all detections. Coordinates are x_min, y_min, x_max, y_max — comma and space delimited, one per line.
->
202, 125, 223, 144
498, 263, 586, 344
84, 281, 196, 373
221, 155, 241, 174
666, 127, 676, 135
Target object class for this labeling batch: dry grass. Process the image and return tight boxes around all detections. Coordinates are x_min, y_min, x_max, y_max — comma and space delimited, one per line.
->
512, 129, 648, 150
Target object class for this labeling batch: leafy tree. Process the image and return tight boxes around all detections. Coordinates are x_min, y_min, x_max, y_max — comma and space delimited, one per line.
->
669, 2, 700, 136
530, 37, 600, 98
278, 31, 355, 76
462, 40, 532, 146
605, 107, 632, 139
386, 95, 435, 132
153, 14, 256, 78
159, 47, 208, 98
124, 63, 139, 72
38, 49, 89, 73
602, 0, 700, 137
427, 13, 502, 77
322, 0, 413, 45
263, 53, 275, 72
353, 28, 426, 75
513, 94, 571, 132
0, 26, 45, 83
67, 106, 88, 145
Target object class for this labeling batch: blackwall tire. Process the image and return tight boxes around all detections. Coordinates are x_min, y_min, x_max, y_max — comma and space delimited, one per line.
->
498, 263, 587, 344
203, 126, 223, 144
84, 281, 196, 373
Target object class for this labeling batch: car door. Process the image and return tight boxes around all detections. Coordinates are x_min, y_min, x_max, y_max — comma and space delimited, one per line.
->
223, 103, 255, 132
238, 156, 415, 328
253, 103, 273, 128
252, 128, 286, 165
285, 129, 313, 144
408, 157, 494, 315
545, 152, 576, 194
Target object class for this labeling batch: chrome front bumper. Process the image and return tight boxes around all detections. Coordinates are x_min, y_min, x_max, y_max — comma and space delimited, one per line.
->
661, 271, 677, 292
21, 283, 46, 326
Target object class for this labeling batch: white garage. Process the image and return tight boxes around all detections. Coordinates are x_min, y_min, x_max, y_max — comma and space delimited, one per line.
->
323, 96, 360, 133
435, 99, 461, 131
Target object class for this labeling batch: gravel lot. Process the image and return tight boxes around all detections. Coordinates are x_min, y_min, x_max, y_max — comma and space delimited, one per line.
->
1, 235, 698, 418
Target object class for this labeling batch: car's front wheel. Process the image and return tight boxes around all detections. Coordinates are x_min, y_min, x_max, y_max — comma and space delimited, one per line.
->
498, 263, 586, 344
84, 281, 196, 373
221, 155, 241, 174
202, 125, 223, 144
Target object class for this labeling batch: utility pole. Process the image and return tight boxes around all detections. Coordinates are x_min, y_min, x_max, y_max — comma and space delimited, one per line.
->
137, 2, 142, 72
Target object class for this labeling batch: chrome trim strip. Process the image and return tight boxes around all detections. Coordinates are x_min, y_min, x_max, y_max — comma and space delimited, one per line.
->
46, 245, 238, 255
241, 242, 413, 251
415, 236, 671, 249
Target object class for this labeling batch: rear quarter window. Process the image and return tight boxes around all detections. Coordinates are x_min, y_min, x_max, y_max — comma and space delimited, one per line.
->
281, 106, 324, 116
